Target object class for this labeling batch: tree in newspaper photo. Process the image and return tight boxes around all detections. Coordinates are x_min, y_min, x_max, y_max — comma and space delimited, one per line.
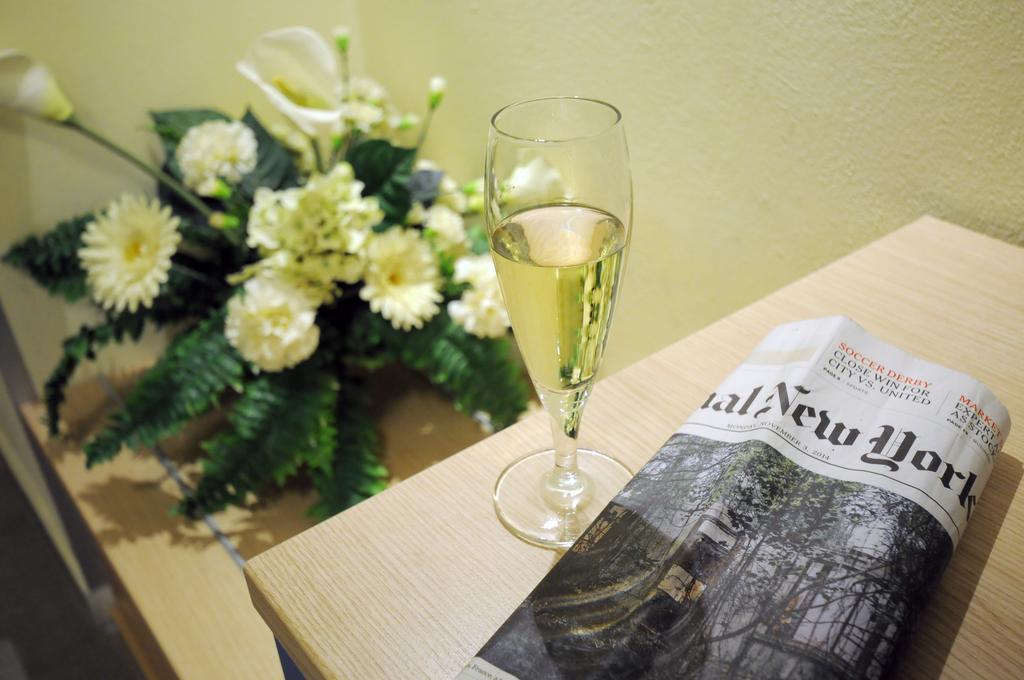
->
475, 435, 952, 680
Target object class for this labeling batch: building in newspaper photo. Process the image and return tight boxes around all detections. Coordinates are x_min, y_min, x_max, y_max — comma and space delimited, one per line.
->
475, 434, 953, 680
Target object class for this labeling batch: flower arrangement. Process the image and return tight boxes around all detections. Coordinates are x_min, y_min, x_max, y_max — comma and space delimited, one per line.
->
0, 27, 531, 518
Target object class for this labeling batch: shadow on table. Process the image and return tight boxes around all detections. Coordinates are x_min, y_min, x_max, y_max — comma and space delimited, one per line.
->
58, 365, 483, 562
75, 468, 317, 561
889, 451, 1023, 679
77, 474, 213, 551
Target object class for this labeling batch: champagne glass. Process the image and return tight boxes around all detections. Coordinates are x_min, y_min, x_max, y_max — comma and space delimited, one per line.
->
486, 96, 633, 549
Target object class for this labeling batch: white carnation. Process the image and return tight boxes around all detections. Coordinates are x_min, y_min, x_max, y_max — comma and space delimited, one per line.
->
175, 120, 258, 196
360, 228, 442, 331
452, 254, 497, 288
78, 194, 181, 313
225, 274, 320, 372
424, 203, 466, 250
448, 255, 509, 338
448, 284, 509, 338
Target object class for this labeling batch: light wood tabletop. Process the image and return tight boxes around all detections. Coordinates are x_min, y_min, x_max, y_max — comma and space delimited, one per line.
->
245, 216, 1024, 680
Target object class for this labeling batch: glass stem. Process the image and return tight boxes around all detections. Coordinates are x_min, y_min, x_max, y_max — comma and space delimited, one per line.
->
550, 414, 579, 474
538, 385, 593, 521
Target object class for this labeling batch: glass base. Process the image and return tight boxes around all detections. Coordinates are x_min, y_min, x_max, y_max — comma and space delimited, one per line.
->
493, 448, 632, 549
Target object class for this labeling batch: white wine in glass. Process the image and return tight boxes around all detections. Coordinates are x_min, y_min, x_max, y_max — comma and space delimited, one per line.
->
486, 97, 633, 549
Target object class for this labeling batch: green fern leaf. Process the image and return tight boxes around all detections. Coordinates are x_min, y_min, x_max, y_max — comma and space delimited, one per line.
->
44, 316, 146, 436
2, 214, 91, 302
84, 310, 245, 466
178, 359, 339, 517
307, 376, 389, 519
365, 309, 528, 429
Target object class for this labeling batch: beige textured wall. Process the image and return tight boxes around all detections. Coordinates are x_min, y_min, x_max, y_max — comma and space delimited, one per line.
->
361, 0, 1024, 371
0, 0, 1021, 501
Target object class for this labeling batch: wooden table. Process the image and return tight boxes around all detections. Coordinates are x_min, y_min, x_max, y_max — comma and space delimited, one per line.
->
245, 216, 1024, 679
20, 368, 487, 679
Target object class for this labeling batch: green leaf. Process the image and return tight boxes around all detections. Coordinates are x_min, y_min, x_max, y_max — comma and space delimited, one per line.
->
364, 309, 528, 429
178, 359, 340, 517
84, 310, 245, 466
346, 139, 415, 226
177, 218, 222, 249
466, 221, 490, 255
238, 109, 301, 199
346, 139, 413, 194
308, 375, 389, 519
44, 316, 145, 435
2, 214, 91, 302
149, 255, 231, 323
376, 164, 414, 228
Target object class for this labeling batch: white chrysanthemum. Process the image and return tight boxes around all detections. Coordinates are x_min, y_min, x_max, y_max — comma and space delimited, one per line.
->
78, 194, 181, 313
448, 255, 509, 338
425, 203, 466, 250
175, 120, 258, 196
225, 274, 320, 372
360, 228, 442, 330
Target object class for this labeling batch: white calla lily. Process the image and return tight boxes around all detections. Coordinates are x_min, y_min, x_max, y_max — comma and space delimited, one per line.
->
0, 50, 74, 122
237, 27, 343, 142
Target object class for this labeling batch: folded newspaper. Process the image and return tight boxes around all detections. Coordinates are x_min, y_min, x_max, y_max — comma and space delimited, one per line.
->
459, 317, 1010, 680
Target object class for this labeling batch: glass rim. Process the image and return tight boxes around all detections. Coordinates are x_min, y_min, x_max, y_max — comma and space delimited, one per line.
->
490, 96, 623, 144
